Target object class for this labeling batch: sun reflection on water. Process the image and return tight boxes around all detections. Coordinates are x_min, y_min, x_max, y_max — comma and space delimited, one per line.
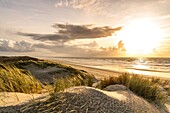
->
126, 58, 151, 75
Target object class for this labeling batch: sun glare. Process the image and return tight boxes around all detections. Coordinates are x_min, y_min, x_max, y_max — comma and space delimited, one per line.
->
117, 19, 163, 56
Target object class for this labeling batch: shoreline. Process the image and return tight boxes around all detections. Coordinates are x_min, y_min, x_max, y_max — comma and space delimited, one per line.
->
50, 59, 120, 80
50, 59, 170, 80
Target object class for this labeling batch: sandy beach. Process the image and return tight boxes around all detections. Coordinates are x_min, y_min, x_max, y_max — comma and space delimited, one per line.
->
60, 61, 120, 80
52, 59, 170, 80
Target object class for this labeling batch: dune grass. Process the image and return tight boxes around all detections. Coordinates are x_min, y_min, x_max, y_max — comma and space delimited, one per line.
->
0, 58, 95, 94
0, 64, 43, 93
54, 72, 94, 92
14, 60, 58, 69
100, 73, 167, 104
151, 77, 170, 96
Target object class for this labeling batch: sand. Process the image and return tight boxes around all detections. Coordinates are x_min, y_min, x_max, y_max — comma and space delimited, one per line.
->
0, 92, 49, 112
23, 63, 69, 83
21, 86, 160, 113
52, 60, 170, 112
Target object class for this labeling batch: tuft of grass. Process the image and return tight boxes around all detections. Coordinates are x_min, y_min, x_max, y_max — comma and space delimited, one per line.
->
0, 64, 43, 93
100, 73, 167, 104
151, 77, 170, 96
54, 72, 94, 92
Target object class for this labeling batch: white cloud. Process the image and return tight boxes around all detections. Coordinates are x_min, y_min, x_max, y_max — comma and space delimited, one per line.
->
55, 0, 69, 7
55, 0, 170, 19
0, 39, 35, 52
55, 0, 107, 15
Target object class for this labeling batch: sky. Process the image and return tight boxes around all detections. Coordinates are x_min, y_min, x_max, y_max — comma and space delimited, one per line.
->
0, 0, 170, 57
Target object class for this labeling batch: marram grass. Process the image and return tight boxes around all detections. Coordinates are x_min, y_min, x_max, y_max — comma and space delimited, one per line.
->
0, 64, 43, 93
100, 73, 167, 104
54, 73, 94, 92
151, 77, 170, 96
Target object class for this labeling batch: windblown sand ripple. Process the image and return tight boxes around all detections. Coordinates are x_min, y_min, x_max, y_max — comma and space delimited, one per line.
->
21, 86, 159, 113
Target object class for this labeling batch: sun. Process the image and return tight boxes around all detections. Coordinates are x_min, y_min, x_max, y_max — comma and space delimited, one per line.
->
117, 19, 163, 56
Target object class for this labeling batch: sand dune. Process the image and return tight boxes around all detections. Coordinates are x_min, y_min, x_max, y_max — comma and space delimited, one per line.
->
22, 86, 160, 113
0, 57, 169, 112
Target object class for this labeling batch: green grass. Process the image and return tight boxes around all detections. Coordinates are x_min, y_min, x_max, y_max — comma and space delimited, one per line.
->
100, 73, 167, 104
0, 64, 43, 93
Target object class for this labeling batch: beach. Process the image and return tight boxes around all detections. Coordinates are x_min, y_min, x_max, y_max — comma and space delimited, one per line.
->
0, 56, 169, 113
53, 60, 120, 80
51, 58, 170, 80
1, 0, 170, 112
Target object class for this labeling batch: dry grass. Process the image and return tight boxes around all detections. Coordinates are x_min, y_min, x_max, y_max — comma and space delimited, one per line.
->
0, 64, 43, 93
100, 73, 167, 104
14, 60, 58, 69
151, 77, 170, 96
0, 58, 95, 94
53, 72, 94, 92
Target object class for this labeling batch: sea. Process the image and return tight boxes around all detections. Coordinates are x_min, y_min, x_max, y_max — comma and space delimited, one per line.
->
45, 57, 170, 78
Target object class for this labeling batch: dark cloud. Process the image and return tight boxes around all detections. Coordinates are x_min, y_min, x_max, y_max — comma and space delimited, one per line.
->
0, 39, 35, 52
17, 32, 70, 42
18, 23, 122, 42
53, 23, 122, 38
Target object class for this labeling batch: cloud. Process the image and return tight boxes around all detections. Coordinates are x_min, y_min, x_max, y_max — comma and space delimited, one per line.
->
17, 23, 123, 56
55, 0, 170, 20
55, 0, 109, 16
55, 0, 99, 11
33, 41, 125, 57
18, 23, 122, 42
0, 39, 35, 52
18, 32, 70, 43
80, 41, 98, 48
118, 40, 126, 51
54, 23, 122, 38
55, 0, 69, 7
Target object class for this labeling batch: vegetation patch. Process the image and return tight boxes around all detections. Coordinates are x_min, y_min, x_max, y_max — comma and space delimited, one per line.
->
151, 77, 170, 96
0, 56, 39, 63
54, 72, 94, 92
14, 60, 58, 69
0, 64, 43, 93
0, 57, 95, 93
100, 73, 167, 104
